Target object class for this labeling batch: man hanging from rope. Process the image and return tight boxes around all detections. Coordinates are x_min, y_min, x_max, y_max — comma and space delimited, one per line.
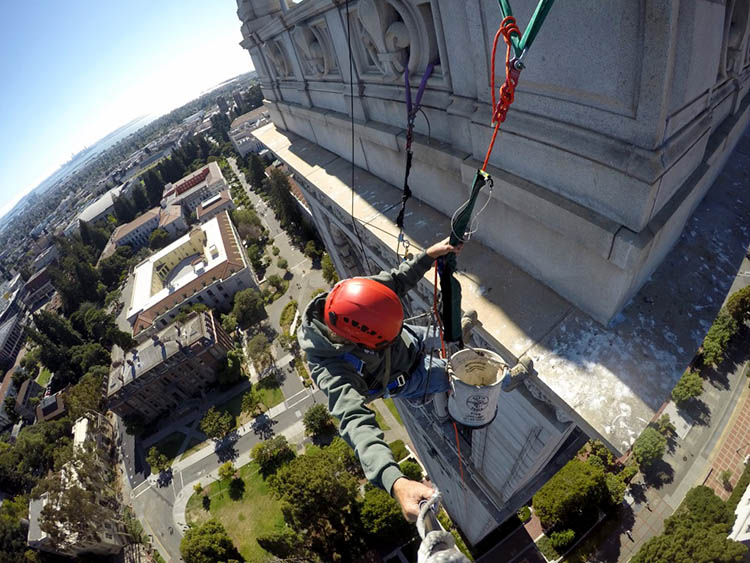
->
297, 237, 467, 521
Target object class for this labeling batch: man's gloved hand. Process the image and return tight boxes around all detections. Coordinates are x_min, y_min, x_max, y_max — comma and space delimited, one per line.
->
392, 477, 436, 522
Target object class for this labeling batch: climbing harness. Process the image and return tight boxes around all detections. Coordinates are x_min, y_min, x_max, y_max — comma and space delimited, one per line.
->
439, 1, 555, 344
396, 60, 438, 262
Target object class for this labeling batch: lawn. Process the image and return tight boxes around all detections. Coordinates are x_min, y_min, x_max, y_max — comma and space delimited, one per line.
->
383, 398, 404, 426
370, 404, 390, 431
180, 437, 209, 461
152, 432, 186, 462
36, 367, 52, 387
185, 461, 285, 563
256, 375, 284, 410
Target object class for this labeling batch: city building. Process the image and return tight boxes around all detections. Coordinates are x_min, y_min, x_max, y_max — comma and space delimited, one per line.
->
23, 266, 55, 309
31, 246, 59, 272
27, 413, 123, 557
0, 314, 25, 370
107, 311, 232, 422
110, 204, 187, 251
229, 107, 270, 156
111, 208, 160, 249
125, 211, 254, 338
162, 162, 228, 214
238, 0, 750, 545
69, 185, 123, 232
196, 190, 235, 224
731, 480, 750, 545
0, 273, 27, 324
15, 378, 42, 422
35, 392, 66, 423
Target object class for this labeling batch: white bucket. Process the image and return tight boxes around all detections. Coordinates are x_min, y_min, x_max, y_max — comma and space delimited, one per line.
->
447, 348, 509, 428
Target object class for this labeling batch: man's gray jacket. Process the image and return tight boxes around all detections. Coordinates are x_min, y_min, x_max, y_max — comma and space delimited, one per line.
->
297, 252, 434, 493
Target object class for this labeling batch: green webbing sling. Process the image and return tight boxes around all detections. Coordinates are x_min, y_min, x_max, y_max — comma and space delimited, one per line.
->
440, 170, 490, 343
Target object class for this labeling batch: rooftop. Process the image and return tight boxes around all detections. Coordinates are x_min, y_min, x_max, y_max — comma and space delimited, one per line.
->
112, 208, 160, 242
77, 185, 122, 223
196, 190, 232, 219
127, 211, 246, 334
163, 162, 223, 201
254, 122, 750, 454
230, 107, 270, 130
108, 311, 215, 396
36, 393, 65, 422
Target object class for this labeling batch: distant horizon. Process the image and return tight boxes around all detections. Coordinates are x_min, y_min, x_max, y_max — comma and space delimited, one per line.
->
0, 1, 253, 223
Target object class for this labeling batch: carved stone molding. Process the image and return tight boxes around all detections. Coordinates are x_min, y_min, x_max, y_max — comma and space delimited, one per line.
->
351, 0, 440, 82
292, 19, 340, 78
263, 38, 293, 79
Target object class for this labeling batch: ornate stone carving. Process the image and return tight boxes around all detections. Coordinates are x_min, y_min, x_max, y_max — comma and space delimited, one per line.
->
353, 0, 439, 81
263, 39, 292, 79
292, 20, 339, 78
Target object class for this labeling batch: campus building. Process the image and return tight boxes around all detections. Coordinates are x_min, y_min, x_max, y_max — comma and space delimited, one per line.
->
107, 311, 232, 422
27, 413, 123, 557
162, 161, 228, 214
125, 211, 254, 338
110, 204, 187, 250
65, 185, 123, 235
229, 107, 271, 157
196, 190, 235, 224
238, 0, 750, 545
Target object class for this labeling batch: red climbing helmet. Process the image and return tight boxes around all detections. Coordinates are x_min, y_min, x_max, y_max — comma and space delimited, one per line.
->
324, 278, 404, 349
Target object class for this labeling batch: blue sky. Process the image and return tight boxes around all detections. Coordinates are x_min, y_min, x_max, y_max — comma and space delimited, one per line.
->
0, 0, 254, 219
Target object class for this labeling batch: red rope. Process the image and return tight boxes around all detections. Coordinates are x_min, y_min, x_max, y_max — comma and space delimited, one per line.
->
433, 262, 446, 359
453, 421, 465, 483
482, 16, 521, 172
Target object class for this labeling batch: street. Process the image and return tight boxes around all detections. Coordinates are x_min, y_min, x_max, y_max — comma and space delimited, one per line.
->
119, 158, 333, 562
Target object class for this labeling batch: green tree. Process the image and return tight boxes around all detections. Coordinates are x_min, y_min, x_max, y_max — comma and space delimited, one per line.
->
221, 312, 238, 334
671, 369, 703, 404
217, 461, 236, 482
66, 366, 108, 419
726, 285, 750, 322
247, 334, 272, 371
360, 483, 414, 545
241, 388, 262, 416
232, 288, 266, 328
268, 444, 360, 561
180, 519, 242, 563
701, 309, 738, 366
200, 407, 234, 441
321, 253, 339, 284
143, 169, 164, 207
256, 526, 305, 559
632, 486, 747, 563
304, 240, 320, 259
532, 458, 606, 530
3, 396, 19, 424
277, 257, 288, 269
132, 184, 150, 213
399, 460, 423, 482
251, 435, 296, 477
303, 404, 335, 437
0, 494, 37, 563
249, 153, 266, 189
149, 228, 170, 250
146, 447, 170, 474
70, 342, 110, 375
112, 195, 136, 223
632, 426, 667, 469
549, 529, 576, 551
217, 348, 245, 386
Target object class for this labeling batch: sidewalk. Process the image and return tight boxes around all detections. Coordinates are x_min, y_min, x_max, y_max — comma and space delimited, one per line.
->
702, 382, 750, 500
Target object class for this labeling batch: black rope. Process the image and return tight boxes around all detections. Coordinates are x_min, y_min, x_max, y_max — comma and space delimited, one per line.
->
345, 0, 373, 275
